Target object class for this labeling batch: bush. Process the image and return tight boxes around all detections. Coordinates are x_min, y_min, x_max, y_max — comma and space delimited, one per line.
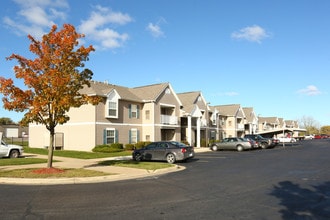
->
134, 141, 152, 149
125, 144, 135, 151
92, 144, 124, 153
110, 143, 123, 149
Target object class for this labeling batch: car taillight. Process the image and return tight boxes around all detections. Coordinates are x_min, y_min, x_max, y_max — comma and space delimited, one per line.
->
181, 148, 187, 153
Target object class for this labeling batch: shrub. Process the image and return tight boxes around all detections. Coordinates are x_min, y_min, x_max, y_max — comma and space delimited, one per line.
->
125, 144, 135, 151
134, 141, 152, 149
110, 143, 123, 149
92, 144, 124, 153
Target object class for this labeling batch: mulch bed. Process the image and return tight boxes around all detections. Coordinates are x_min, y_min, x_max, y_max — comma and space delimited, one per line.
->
32, 167, 65, 174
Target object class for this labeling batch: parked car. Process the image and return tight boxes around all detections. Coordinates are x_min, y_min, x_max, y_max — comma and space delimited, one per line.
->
244, 134, 277, 149
277, 137, 297, 143
210, 137, 252, 152
244, 138, 259, 149
0, 132, 24, 158
304, 135, 314, 140
314, 134, 329, 139
132, 141, 195, 164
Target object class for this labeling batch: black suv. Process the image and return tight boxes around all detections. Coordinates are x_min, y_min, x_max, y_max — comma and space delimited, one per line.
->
244, 134, 277, 149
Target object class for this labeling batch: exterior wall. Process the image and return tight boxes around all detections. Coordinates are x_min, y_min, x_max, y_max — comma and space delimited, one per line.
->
29, 104, 97, 151
225, 116, 237, 137
154, 89, 181, 142
141, 102, 155, 142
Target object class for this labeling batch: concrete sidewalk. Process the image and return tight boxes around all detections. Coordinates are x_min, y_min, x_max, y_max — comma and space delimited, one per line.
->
0, 147, 210, 185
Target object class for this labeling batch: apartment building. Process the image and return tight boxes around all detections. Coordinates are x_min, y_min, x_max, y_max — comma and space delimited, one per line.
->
28, 81, 302, 151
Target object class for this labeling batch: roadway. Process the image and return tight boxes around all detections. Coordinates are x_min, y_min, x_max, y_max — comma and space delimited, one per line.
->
1, 139, 329, 219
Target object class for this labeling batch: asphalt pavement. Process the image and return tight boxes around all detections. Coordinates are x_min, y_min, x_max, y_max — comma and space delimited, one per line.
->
0, 147, 210, 185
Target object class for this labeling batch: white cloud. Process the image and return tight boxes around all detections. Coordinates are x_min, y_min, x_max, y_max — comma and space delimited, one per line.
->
231, 25, 270, 43
146, 23, 164, 38
146, 17, 166, 38
78, 5, 132, 50
3, 0, 69, 38
297, 85, 322, 96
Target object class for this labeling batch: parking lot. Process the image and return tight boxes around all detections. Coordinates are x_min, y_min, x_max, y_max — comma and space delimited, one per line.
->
1, 139, 330, 219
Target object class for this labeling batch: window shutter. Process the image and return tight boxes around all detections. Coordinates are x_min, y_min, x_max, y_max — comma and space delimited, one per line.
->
137, 130, 140, 142
115, 129, 119, 143
137, 105, 140, 119
128, 104, 132, 118
129, 130, 132, 144
103, 129, 107, 145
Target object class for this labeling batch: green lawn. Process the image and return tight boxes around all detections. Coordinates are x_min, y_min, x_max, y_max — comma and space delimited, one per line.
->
24, 147, 132, 159
0, 147, 174, 178
0, 158, 48, 166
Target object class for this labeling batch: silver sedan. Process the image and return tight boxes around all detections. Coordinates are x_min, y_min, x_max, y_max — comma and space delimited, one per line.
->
210, 137, 252, 152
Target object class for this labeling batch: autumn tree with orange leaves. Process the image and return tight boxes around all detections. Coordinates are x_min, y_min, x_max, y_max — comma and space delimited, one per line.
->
0, 24, 101, 168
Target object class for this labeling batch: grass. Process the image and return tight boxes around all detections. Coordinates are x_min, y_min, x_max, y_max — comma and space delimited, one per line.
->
0, 158, 48, 166
99, 160, 174, 170
24, 147, 132, 159
0, 168, 112, 178
0, 147, 174, 178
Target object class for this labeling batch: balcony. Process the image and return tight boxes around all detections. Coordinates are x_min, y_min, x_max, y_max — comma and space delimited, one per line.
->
161, 115, 178, 125
237, 124, 244, 130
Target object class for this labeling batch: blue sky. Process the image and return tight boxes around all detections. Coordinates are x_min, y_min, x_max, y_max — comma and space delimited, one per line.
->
0, 0, 330, 126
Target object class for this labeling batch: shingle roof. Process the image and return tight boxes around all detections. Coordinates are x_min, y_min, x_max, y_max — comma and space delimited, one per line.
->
243, 107, 254, 122
259, 117, 279, 124
81, 81, 173, 103
177, 91, 201, 113
213, 104, 241, 116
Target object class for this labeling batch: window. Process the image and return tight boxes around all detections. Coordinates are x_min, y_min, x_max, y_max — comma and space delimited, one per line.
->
129, 129, 139, 144
106, 90, 119, 118
108, 101, 117, 117
104, 128, 117, 144
129, 104, 140, 118
145, 110, 150, 120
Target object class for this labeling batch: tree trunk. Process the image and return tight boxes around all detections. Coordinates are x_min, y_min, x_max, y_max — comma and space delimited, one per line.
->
47, 131, 55, 168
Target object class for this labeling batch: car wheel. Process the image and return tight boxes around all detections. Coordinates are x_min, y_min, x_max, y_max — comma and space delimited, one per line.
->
211, 145, 218, 151
260, 143, 268, 149
9, 150, 19, 158
134, 153, 142, 162
237, 145, 244, 152
166, 153, 176, 164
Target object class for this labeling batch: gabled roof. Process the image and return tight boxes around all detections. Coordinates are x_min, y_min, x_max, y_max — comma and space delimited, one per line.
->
259, 117, 279, 124
177, 91, 208, 115
81, 81, 181, 104
213, 104, 245, 118
243, 107, 255, 122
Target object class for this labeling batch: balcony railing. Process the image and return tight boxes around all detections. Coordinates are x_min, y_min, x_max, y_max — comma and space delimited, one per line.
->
237, 124, 244, 130
161, 115, 178, 125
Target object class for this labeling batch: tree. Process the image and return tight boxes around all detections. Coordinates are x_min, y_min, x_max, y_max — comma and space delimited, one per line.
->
0, 117, 15, 125
0, 24, 101, 168
320, 126, 330, 135
298, 115, 320, 135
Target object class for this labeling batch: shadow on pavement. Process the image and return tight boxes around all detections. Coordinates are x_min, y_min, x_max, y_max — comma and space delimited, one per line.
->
270, 181, 330, 219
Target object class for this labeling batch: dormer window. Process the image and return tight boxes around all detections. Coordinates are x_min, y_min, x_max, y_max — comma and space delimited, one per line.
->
106, 90, 120, 118
107, 101, 117, 118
